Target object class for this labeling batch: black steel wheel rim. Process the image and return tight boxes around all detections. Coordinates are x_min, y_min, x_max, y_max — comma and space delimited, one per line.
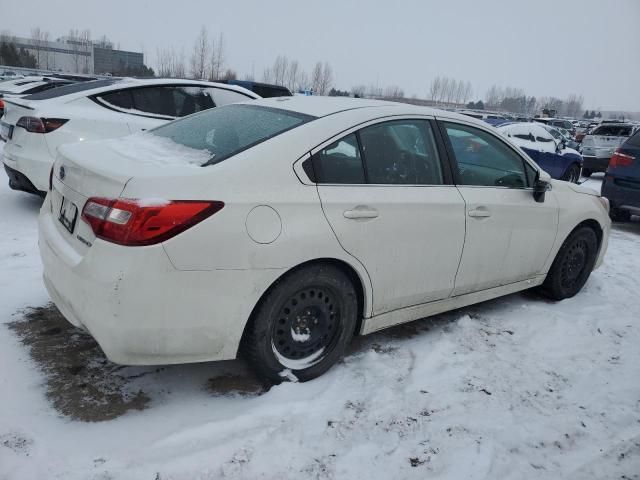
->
560, 239, 588, 288
272, 286, 342, 362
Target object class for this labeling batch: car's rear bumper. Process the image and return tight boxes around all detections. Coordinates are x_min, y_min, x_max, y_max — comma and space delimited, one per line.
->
601, 174, 640, 212
38, 202, 284, 365
3, 139, 53, 192
582, 156, 610, 172
3, 163, 45, 196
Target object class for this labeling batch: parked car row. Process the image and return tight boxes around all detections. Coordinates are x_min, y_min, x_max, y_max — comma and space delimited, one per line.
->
1, 78, 259, 194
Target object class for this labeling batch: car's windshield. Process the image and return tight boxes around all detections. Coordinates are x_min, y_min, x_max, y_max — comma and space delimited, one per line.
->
592, 125, 633, 136
151, 104, 315, 166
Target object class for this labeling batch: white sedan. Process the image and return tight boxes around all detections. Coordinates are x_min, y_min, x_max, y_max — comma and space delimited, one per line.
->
39, 97, 611, 382
1, 78, 258, 195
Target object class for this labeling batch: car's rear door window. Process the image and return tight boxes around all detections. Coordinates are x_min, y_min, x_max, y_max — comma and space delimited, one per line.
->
359, 120, 443, 185
130, 86, 177, 117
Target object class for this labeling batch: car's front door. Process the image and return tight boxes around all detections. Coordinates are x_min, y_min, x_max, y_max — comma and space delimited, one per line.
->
313, 118, 466, 315
440, 120, 559, 296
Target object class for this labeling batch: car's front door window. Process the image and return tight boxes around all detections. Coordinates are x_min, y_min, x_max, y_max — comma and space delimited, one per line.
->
444, 122, 529, 188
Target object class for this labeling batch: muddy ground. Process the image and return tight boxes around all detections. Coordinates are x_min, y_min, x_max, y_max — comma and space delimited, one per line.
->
7, 302, 449, 422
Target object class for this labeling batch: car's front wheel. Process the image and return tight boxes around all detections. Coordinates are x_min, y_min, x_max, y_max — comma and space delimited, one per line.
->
562, 163, 581, 183
241, 264, 358, 383
541, 226, 599, 300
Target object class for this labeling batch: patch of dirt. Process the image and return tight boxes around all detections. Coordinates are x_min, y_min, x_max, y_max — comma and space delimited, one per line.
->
8, 304, 150, 422
0, 431, 32, 455
7, 304, 268, 422
206, 372, 267, 396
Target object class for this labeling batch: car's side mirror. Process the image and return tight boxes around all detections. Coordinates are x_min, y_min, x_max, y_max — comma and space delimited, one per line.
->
533, 170, 551, 203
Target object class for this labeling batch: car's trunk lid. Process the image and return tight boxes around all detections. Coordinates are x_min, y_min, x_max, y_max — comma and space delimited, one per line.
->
50, 135, 210, 256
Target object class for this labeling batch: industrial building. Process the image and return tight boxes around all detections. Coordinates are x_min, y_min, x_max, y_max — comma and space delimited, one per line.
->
10, 35, 143, 75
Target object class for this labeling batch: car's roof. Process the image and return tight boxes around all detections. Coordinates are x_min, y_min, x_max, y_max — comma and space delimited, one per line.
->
244, 96, 486, 125
23, 77, 259, 102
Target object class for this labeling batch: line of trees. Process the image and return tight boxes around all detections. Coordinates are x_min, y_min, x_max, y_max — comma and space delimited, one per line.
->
428, 76, 473, 105
482, 84, 585, 118
259, 55, 334, 95
156, 25, 234, 81
349, 84, 404, 99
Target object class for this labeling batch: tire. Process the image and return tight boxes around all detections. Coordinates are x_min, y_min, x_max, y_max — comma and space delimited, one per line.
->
610, 208, 631, 222
542, 227, 599, 300
241, 264, 358, 383
581, 168, 592, 177
562, 164, 580, 183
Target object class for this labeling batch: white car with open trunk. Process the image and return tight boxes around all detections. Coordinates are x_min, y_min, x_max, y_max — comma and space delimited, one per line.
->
1, 78, 258, 195
39, 96, 611, 382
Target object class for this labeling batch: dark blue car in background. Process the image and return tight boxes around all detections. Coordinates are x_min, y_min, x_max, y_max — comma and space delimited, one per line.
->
497, 123, 583, 183
601, 129, 640, 221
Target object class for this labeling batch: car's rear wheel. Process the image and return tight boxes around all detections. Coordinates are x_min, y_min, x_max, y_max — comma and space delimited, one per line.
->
241, 264, 358, 383
610, 208, 631, 222
562, 163, 580, 183
581, 168, 593, 177
541, 226, 599, 300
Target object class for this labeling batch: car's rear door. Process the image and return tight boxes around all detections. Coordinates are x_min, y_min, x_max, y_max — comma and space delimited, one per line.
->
313, 117, 466, 316
439, 119, 559, 295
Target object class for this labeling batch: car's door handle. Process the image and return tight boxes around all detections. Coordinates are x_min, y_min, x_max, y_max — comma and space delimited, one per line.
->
468, 208, 491, 218
343, 207, 379, 219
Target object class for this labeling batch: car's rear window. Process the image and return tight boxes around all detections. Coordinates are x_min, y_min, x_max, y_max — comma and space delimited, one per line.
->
151, 104, 315, 166
625, 130, 640, 148
24, 79, 118, 100
592, 125, 633, 136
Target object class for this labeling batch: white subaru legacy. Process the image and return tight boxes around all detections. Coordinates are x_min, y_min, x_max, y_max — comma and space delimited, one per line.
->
39, 97, 611, 382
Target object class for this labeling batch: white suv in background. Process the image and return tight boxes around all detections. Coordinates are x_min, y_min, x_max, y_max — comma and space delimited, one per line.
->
1, 78, 258, 195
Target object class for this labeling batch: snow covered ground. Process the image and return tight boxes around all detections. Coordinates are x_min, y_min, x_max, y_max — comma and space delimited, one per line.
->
1, 165, 639, 479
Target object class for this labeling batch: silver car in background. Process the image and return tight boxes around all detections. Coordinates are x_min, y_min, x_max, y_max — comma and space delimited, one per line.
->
581, 123, 638, 176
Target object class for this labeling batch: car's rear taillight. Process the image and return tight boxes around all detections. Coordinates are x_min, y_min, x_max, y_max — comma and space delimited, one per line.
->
608, 149, 635, 169
16, 116, 68, 133
0, 98, 4, 110
81, 197, 224, 246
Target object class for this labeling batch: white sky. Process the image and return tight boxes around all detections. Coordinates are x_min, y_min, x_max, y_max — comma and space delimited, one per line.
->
2, 0, 639, 111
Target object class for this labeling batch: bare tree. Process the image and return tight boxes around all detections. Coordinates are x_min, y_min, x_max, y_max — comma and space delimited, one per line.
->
156, 47, 172, 77
463, 81, 472, 104
42, 30, 51, 69
429, 76, 442, 103
30, 27, 44, 68
298, 71, 311, 91
80, 29, 91, 73
384, 85, 404, 98
485, 85, 501, 109
67, 29, 82, 73
318, 61, 333, 95
286, 59, 300, 92
190, 26, 209, 79
351, 84, 366, 97
272, 55, 288, 85
310, 62, 323, 94
171, 47, 186, 78
208, 32, 225, 80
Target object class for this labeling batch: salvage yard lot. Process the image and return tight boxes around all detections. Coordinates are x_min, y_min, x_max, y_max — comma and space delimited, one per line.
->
1, 171, 639, 479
